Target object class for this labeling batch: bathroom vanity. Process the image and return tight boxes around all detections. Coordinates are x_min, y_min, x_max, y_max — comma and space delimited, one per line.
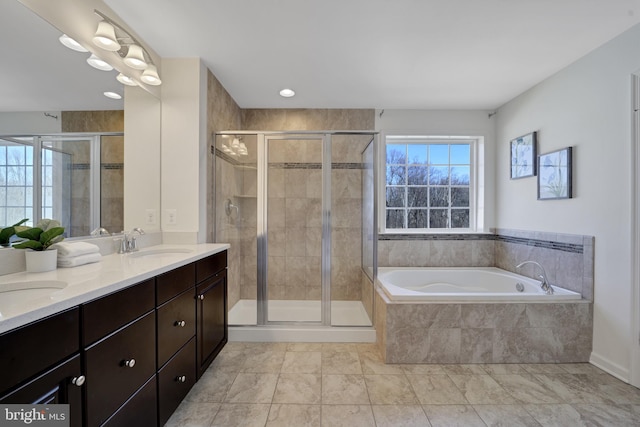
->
0, 244, 228, 426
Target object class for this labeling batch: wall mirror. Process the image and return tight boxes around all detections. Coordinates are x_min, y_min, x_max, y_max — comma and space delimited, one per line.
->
0, 0, 161, 241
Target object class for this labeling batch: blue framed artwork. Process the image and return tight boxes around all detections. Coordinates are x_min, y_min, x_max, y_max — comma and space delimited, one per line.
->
538, 146, 573, 200
510, 131, 537, 179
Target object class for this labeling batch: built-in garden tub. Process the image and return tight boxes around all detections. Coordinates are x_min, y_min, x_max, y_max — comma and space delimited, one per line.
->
374, 267, 592, 364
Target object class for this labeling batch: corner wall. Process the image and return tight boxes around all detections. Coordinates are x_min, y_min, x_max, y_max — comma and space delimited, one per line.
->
495, 23, 640, 381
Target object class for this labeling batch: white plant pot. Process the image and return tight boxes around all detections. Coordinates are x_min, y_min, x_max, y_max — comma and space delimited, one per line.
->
25, 249, 58, 273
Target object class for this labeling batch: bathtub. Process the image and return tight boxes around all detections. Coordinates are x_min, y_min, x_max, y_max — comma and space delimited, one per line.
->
377, 267, 582, 302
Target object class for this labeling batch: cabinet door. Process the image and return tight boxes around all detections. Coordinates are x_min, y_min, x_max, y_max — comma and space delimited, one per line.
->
101, 376, 157, 427
0, 355, 84, 427
196, 271, 227, 378
84, 311, 156, 426
157, 288, 196, 368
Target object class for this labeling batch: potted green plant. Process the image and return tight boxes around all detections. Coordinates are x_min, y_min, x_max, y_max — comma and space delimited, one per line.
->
14, 219, 65, 273
0, 218, 29, 247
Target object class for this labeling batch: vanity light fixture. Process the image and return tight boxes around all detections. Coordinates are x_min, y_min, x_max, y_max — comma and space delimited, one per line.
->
87, 53, 113, 71
123, 45, 147, 70
103, 91, 122, 100
92, 21, 121, 51
279, 88, 295, 98
59, 34, 88, 52
91, 10, 162, 86
140, 64, 162, 86
116, 73, 137, 86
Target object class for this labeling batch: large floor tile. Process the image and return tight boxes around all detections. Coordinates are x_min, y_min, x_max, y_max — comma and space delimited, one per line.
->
164, 400, 220, 427
273, 373, 322, 404
281, 351, 322, 373
572, 403, 639, 426
210, 403, 270, 427
371, 405, 430, 427
423, 404, 485, 427
491, 373, 563, 404
448, 374, 519, 404
321, 351, 362, 374
322, 374, 370, 405
523, 404, 585, 427
407, 374, 468, 405
364, 374, 419, 404
321, 405, 376, 427
225, 373, 279, 403
266, 404, 321, 427
473, 404, 541, 426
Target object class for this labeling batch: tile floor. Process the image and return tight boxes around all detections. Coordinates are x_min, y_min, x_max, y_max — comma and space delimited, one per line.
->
166, 342, 640, 427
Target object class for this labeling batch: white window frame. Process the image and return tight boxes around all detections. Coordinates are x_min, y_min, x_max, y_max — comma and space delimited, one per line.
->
378, 133, 484, 234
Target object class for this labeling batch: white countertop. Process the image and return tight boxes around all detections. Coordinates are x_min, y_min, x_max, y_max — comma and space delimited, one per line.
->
0, 243, 230, 334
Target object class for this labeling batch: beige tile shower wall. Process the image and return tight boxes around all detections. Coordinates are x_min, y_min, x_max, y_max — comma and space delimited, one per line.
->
62, 110, 124, 237
207, 70, 243, 309
241, 109, 374, 131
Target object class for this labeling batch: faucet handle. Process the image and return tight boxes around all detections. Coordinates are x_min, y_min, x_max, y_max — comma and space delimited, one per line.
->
129, 236, 138, 252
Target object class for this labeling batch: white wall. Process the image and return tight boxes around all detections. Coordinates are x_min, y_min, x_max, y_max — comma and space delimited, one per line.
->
495, 23, 640, 381
160, 58, 208, 244
375, 109, 497, 231
0, 112, 61, 134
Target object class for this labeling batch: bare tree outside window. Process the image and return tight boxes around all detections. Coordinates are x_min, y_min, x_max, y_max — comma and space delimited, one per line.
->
385, 140, 471, 230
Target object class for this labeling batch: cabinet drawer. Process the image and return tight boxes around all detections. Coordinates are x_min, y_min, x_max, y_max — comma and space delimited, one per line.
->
157, 288, 196, 368
158, 338, 196, 426
102, 376, 157, 427
84, 311, 156, 426
195, 251, 227, 283
0, 307, 79, 394
0, 354, 83, 427
156, 263, 195, 305
82, 279, 154, 346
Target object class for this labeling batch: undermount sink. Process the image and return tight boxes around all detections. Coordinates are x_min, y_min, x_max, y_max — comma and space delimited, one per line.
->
0, 280, 68, 294
128, 248, 194, 258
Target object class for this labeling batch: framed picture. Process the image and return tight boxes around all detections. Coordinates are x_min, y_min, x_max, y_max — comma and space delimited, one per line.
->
538, 147, 572, 200
510, 131, 537, 179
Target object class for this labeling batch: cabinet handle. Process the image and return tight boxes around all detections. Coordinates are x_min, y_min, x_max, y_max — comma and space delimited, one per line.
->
70, 375, 85, 387
175, 320, 186, 327
198, 294, 205, 301
175, 375, 186, 383
123, 358, 136, 368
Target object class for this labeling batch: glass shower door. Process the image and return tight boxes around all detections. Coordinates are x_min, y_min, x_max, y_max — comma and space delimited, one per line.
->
264, 136, 324, 323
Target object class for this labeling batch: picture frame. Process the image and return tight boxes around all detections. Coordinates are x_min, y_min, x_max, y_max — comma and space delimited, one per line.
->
537, 146, 572, 200
510, 131, 537, 179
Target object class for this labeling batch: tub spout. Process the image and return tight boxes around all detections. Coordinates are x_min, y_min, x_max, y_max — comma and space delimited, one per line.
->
516, 261, 554, 295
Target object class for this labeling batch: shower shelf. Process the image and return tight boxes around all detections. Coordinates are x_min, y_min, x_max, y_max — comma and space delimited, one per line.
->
233, 165, 257, 170
233, 194, 257, 198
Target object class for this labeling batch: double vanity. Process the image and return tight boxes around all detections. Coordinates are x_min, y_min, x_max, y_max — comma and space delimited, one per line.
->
0, 243, 229, 426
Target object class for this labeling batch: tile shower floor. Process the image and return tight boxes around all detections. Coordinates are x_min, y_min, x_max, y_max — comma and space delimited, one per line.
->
166, 342, 640, 427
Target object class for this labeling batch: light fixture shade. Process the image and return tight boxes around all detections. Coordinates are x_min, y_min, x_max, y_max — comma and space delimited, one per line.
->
59, 34, 88, 52
123, 45, 147, 70
87, 53, 113, 71
93, 21, 120, 51
116, 73, 137, 86
279, 88, 295, 97
103, 91, 122, 100
140, 64, 162, 86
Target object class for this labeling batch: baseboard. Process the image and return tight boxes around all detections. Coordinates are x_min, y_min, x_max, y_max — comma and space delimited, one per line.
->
590, 351, 630, 383
229, 325, 376, 342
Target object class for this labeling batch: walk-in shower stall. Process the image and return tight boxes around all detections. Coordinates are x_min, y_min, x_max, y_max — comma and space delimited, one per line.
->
214, 132, 376, 339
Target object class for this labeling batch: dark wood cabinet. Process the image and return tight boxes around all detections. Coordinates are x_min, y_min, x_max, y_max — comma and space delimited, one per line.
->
157, 338, 196, 426
157, 288, 196, 367
0, 355, 84, 427
196, 252, 227, 378
84, 310, 156, 426
1, 249, 227, 427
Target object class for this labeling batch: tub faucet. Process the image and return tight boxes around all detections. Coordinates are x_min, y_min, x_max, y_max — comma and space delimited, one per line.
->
516, 261, 554, 295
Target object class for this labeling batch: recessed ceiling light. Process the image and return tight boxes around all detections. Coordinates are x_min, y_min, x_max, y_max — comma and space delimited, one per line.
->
59, 34, 88, 52
87, 54, 113, 71
279, 88, 295, 98
104, 91, 122, 100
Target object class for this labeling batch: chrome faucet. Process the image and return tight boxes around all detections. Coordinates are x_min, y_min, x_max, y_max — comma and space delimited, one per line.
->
516, 260, 554, 295
117, 228, 145, 253
90, 227, 110, 237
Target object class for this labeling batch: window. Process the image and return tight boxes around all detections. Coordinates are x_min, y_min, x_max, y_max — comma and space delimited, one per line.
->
0, 140, 34, 227
384, 135, 477, 231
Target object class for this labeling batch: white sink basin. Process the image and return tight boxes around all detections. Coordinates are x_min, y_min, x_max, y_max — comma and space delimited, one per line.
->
128, 248, 193, 258
0, 280, 67, 293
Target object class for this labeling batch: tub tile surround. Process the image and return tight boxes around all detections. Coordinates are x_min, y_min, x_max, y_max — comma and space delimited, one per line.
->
376, 228, 595, 364
166, 342, 640, 426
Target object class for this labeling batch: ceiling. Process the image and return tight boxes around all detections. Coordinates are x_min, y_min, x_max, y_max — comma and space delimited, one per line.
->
0, 0, 124, 112
103, 0, 640, 110
3, 1, 640, 112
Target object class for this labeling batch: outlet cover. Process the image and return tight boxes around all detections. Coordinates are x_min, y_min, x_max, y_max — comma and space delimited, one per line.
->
166, 209, 177, 225
145, 209, 157, 225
